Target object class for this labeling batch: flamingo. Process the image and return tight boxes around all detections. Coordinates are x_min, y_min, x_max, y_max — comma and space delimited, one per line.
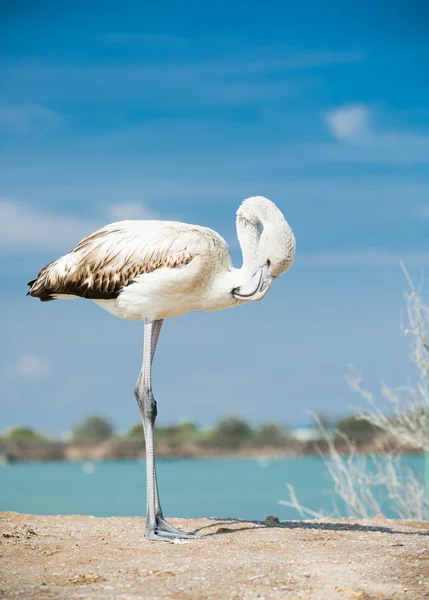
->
27, 195, 296, 541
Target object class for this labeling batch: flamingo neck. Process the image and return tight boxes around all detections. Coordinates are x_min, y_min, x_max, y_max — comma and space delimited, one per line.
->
236, 214, 261, 280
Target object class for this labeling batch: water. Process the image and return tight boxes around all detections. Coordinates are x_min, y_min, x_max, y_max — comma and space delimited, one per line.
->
0, 455, 424, 520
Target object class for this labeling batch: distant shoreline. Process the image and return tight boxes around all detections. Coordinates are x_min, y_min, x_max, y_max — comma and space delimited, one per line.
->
0, 440, 422, 463
4, 415, 417, 463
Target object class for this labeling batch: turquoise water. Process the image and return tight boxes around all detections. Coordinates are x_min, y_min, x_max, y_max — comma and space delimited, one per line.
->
0, 455, 424, 520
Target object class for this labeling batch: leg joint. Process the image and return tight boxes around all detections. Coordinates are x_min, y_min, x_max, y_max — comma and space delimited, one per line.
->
134, 380, 150, 403
143, 397, 157, 421
134, 384, 157, 421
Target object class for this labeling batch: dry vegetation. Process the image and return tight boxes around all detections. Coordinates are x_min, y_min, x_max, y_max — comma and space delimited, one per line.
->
281, 270, 429, 521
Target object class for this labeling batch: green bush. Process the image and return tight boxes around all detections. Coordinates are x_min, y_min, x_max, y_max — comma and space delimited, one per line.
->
208, 416, 254, 449
256, 422, 291, 447
128, 423, 144, 439
127, 420, 200, 444
4, 427, 47, 443
72, 416, 114, 443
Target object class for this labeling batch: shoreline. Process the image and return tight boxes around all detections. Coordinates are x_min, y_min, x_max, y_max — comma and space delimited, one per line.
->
0, 444, 422, 464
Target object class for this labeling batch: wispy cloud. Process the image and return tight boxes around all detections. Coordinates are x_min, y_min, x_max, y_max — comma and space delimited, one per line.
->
0, 63, 301, 105
299, 250, 429, 268
0, 104, 59, 133
324, 104, 370, 143
16, 354, 53, 378
0, 198, 99, 251
322, 104, 429, 163
106, 201, 155, 221
101, 35, 364, 72
235, 50, 364, 74
0, 49, 362, 105
101, 35, 364, 69
0, 198, 159, 252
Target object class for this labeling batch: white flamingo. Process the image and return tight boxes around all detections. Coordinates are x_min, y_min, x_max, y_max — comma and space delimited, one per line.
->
27, 196, 296, 541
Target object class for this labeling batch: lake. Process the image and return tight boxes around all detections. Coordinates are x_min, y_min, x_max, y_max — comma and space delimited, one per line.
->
0, 455, 425, 520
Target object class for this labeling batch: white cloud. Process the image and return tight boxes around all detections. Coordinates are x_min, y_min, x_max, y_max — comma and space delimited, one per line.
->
322, 105, 429, 163
324, 104, 371, 143
16, 354, 53, 378
106, 201, 155, 221
0, 198, 159, 252
0, 104, 59, 133
0, 198, 99, 251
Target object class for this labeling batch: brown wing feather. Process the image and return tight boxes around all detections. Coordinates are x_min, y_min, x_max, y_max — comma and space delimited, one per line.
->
27, 223, 195, 302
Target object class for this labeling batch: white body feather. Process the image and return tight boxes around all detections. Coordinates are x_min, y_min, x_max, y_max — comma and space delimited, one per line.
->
91, 221, 240, 320
29, 197, 296, 321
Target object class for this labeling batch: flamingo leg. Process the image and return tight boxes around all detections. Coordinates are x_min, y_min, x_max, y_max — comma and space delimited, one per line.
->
134, 318, 197, 541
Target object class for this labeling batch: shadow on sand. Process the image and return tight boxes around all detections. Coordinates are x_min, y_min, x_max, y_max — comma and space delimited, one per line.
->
192, 517, 429, 538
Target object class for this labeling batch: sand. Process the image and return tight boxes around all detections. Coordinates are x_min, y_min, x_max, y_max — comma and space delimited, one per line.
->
1, 512, 428, 599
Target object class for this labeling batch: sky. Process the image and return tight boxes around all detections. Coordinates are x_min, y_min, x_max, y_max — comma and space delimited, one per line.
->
1, 0, 429, 435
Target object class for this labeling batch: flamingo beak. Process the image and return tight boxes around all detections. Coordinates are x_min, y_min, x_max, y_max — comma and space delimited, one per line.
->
232, 264, 273, 301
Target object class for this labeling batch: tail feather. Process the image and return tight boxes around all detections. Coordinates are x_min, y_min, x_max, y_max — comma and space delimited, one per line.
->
27, 261, 58, 302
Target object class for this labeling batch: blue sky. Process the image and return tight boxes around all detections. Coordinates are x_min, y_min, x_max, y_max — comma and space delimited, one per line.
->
1, 0, 429, 434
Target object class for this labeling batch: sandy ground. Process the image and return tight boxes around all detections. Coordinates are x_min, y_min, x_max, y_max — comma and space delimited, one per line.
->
1, 512, 428, 600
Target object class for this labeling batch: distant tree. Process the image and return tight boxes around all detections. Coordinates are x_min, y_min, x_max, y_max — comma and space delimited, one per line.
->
4, 427, 47, 443
336, 415, 380, 444
128, 423, 144, 439
127, 421, 200, 444
256, 422, 290, 447
156, 421, 199, 443
209, 416, 254, 449
176, 421, 199, 439
72, 416, 113, 443
155, 425, 181, 442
